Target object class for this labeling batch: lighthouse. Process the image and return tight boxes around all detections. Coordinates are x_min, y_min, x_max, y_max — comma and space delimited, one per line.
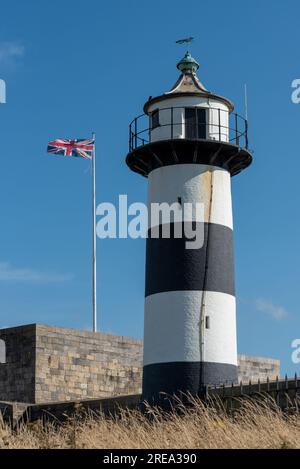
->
126, 52, 252, 404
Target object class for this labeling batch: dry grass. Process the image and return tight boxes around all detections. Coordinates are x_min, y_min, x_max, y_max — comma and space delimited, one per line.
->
1, 395, 300, 449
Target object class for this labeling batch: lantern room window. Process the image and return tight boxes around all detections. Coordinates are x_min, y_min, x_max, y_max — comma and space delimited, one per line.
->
151, 109, 160, 129
185, 107, 207, 139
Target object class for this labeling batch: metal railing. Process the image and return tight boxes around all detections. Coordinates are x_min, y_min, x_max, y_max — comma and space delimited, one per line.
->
129, 106, 249, 152
205, 374, 300, 411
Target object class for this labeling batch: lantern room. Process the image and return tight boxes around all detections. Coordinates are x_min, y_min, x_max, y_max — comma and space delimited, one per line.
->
126, 51, 252, 177
145, 52, 232, 144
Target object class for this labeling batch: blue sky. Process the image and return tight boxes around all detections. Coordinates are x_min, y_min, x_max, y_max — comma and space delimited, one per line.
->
0, 0, 299, 376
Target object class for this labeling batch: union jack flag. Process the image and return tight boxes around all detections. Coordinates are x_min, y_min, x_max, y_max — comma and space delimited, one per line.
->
47, 138, 95, 160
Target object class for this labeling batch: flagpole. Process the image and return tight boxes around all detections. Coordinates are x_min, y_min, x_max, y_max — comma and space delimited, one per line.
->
92, 132, 97, 332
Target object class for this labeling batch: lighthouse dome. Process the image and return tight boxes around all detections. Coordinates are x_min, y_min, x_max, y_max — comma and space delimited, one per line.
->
176, 51, 200, 73
142, 51, 235, 146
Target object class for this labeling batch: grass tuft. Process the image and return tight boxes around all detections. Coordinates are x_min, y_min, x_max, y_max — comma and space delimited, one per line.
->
1, 395, 300, 449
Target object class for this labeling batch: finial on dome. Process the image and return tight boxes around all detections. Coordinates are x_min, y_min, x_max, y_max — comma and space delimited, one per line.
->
176, 51, 199, 74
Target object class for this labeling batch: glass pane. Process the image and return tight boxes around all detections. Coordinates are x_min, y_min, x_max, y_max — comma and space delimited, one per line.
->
151, 110, 159, 129
185, 108, 197, 139
197, 108, 206, 139
185, 108, 206, 139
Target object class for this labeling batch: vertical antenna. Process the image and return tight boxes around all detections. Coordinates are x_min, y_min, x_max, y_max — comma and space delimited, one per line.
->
244, 83, 248, 121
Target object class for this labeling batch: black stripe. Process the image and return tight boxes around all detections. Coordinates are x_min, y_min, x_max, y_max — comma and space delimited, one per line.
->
142, 361, 238, 404
145, 222, 235, 297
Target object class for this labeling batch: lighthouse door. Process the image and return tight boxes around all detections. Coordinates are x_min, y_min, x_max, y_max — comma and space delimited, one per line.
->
185, 108, 207, 140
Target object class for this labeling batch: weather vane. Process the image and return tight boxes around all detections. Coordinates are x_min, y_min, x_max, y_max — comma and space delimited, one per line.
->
175, 36, 194, 45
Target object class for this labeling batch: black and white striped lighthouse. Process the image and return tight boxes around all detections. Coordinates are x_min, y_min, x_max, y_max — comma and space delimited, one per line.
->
126, 52, 252, 403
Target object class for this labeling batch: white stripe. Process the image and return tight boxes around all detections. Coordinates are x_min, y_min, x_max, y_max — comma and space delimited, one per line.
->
147, 164, 233, 229
143, 290, 237, 367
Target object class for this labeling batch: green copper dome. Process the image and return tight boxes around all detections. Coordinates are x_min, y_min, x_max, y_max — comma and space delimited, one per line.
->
177, 51, 199, 73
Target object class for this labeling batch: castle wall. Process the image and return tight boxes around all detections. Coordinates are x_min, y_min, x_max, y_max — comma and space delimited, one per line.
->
0, 324, 280, 403
0, 325, 36, 403
237, 354, 280, 383
35, 325, 143, 403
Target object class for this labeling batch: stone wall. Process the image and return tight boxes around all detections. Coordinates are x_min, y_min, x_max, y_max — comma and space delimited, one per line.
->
238, 354, 280, 383
0, 324, 280, 403
35, 325, 143, 403
0, 325, 36, 402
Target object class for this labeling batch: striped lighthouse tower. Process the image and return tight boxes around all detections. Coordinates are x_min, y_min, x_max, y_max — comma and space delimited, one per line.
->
126, 52, 252, 404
